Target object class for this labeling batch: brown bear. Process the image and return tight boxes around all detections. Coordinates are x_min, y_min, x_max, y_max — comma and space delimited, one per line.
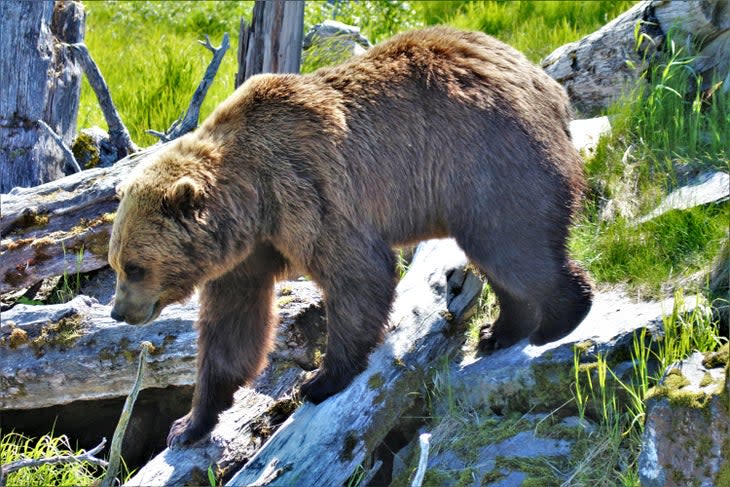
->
108, 26, 592, 447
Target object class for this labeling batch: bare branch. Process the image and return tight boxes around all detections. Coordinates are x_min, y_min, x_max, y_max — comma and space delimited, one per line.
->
198, 34, 215, 53
148, 32, 230, 142
0, 438, 108, 487
101, 341, 154, 487
68, 42, 138, 160
37, 120, 82, 173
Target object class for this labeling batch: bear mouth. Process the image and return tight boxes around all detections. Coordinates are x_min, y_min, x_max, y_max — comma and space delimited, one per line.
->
141, 300, 162, 325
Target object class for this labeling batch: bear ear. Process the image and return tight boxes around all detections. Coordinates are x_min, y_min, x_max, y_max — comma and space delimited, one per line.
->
163, 176, 205, 220
115, 183, 127, 201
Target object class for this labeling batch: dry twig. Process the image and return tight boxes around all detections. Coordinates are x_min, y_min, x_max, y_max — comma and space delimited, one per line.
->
0, 438, 108, 487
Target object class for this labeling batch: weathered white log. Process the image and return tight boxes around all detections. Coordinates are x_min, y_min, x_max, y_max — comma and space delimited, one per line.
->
223, 239, 481, 486
0, 144, 168, 295
0, 280, 321, 411
147, 33, 230, 142
69, 42, 138, 159
542, 0, 730, 115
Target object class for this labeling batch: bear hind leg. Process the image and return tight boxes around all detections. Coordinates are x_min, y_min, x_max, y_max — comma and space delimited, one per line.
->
455, 232, 590, 353
528, 261, 592, 346
477, 282, 539, 352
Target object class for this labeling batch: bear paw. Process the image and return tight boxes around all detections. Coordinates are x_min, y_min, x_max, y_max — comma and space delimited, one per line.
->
167, 413, 212, 448
300, 370, 352, 404
477, 323, 524, 354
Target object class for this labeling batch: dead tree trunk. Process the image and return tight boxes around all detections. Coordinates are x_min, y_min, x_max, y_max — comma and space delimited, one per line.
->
236, 0, 305, 87
0, 0, 85, 192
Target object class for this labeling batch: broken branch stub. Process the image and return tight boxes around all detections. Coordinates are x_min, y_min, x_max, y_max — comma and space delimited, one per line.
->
147, 33, 230, 142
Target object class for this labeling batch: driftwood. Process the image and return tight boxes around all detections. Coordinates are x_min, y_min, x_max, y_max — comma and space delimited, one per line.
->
0, 0, 85, 192
542, 0, 730, 115
125, 239, 481, 486
236, 0, 304, 87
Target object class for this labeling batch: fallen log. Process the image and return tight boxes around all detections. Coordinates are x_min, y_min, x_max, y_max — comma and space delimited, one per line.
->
0, 280, 322, 411
0, 145, 167, 295
125, 239, 481, 486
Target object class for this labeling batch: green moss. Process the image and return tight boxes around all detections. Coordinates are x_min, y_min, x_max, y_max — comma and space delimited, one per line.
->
99, 347, 115, 361
9, 327, 29, 348
481, 469, 506, 484
367, 372, 385, 390
645, 368, 713, 409
699, 372, 714, 388
456, 467, 476, 486
495, 457, 563, 486
277, 296, 294, 307
30, 313, 85, 356
72, 131, 101, 169
664, 368, 691, 389
421, 468, 452, 486
703, 343, 729, 369
447, 413, 538, 464
12, 212, 50, 235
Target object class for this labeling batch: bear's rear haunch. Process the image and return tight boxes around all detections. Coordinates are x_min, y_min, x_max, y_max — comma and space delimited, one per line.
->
108, 27, 592, 447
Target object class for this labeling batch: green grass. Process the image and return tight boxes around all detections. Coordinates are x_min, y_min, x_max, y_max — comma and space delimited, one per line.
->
415, 1, 634, 62
0, 432, 101, 486
570, 32, 730, 296
79, 1, 250, 146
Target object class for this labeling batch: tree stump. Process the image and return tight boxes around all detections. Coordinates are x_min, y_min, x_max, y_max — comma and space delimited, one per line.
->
0, 0, 85, 192
236, 0, 305, 87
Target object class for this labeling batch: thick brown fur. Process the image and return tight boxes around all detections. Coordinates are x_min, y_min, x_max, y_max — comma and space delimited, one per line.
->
108, 27, 593, 447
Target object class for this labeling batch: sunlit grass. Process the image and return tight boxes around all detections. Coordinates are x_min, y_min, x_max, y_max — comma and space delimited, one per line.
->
415, 0, 635, 62
0, 432, 102, 486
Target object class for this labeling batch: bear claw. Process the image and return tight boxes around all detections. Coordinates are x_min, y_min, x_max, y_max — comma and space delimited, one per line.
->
300, 370, 351, 404
167, 413, 212, 449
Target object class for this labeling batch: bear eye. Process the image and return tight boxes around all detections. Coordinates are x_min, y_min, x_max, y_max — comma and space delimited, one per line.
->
124, 263, 146, 282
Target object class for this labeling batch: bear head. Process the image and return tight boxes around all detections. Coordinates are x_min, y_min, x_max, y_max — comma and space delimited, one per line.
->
108, 138, 257, 325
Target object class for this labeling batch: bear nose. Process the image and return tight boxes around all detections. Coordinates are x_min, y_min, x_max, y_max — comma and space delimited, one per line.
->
110, 308, 124, 322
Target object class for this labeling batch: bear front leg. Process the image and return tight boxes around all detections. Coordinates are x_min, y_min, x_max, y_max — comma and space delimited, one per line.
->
301, 234, 397, 403
167, 244, 285, 448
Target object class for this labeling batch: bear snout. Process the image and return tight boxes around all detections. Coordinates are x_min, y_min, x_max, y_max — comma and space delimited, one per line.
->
110, 308, 125, 322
